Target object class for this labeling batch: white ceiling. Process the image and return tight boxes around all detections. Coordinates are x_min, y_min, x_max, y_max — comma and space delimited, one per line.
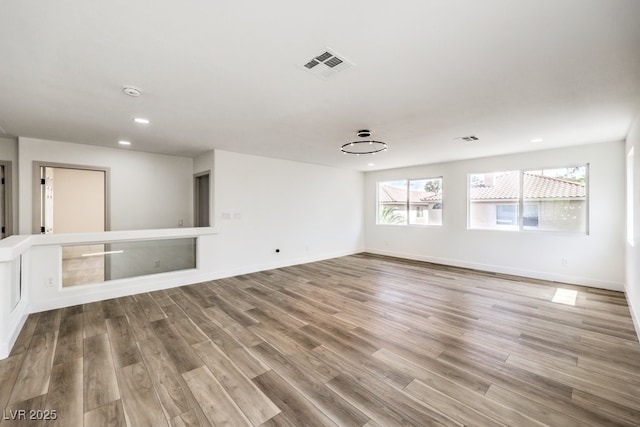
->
1, 0, 639, 171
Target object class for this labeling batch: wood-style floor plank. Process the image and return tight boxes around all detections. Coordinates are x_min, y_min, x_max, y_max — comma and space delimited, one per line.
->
0, 353, 24, 409
1, 253, 639, 426
105, 316, 140, 369
182, 366, 252, 427
251, 342, 369, 426
150, 318, 203, 374
9, 331, 57, 404
115, 362, 167, 427
82, 302, 106, 339
42, 359, 83, 427
83, 399, 127, 427
83, 333, 119, 412
9, 313, 42, 357
192, 340, 280, 426
136, 335, 198, 419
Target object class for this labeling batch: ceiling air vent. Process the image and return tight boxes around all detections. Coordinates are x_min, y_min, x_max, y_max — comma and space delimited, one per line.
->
300, 48, 354, 80
455, 135, 480, 142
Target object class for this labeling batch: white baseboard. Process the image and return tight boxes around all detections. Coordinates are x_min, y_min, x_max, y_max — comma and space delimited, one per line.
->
627, 295, 640, 342
365, 248, 625, 292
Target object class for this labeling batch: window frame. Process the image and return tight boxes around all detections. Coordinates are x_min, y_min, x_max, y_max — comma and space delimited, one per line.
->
376, 177, 443, 227
467, 164, 589, 234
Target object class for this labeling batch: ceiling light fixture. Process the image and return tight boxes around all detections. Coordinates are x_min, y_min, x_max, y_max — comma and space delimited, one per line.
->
118, 140, 131, 146
341, 129, 388, 155
134, 118, 150, 124
530, 138, 543, 143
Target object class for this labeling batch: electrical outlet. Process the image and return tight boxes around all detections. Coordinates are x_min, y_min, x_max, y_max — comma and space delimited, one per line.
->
46, 277, 54, 287
154, 260, 160, 268
178, 219, 184, 227
562, 258, 568, 267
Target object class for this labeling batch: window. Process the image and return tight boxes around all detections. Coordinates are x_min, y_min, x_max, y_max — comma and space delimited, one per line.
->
469, 166, 587, 233
469, 171, 519, 230
377, 177, 443, 226
523, 166, 587, 232
377, 180, 408, 225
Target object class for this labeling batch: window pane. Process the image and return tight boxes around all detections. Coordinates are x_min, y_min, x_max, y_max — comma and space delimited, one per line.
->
409, 178, 442, 226
496, 204, 517, 225
469, 171, 519, 230
523, 166, 587, 232
377, 180, 407, 224
523, 203, 539, 227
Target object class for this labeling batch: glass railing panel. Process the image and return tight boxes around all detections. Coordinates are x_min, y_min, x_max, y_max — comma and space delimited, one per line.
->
62, 237, 196, 287
63, 244, 106, 287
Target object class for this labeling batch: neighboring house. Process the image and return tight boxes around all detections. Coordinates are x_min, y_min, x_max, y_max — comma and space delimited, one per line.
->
470, 171, 586, 231
378, 184, 442, 225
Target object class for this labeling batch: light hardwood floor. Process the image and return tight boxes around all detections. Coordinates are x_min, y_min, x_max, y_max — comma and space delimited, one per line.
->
1, 253, 639, 426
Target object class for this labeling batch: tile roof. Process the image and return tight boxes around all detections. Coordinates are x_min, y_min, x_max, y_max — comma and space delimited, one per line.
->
379, 184, 442, 203
470, 171, 586, 200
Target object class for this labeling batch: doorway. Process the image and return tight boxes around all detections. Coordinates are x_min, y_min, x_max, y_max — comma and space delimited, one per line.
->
194, 171, 211, 227
34, 162, 110, 286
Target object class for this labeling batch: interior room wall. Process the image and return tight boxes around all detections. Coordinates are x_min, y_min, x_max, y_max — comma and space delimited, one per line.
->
18, 137, 193, 233
204, 150, 365, 277
625, 117, 640, 335
365, 140, 625, 291
0, 137, 19, 235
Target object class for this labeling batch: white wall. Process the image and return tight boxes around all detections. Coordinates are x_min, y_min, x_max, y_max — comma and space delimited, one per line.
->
204, 150, 365, 277
18, 137, 194, 233
625, 117, 640, 336
365, 141, 625, 290
0, 137, 18, 235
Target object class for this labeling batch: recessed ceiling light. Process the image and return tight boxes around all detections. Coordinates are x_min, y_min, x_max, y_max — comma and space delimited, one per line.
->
368, 163, 375, 166
123, 86, 141, 97
134, 118, 150, 124
530, 138, 543, 143
118, 140, 131, 146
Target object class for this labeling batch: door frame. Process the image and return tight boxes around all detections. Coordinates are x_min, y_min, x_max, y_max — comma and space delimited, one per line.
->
0, 161, 13, 238
32, 161, 111, 234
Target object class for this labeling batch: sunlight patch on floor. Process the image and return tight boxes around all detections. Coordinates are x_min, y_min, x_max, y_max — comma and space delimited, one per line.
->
552, 288, 578, 306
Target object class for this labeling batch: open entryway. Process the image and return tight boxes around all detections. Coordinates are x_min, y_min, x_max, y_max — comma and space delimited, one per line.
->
35, 163, 110, 286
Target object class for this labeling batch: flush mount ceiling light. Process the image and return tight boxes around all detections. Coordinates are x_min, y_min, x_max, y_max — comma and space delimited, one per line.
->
340, 130, 388, 155
134, 117, 150, 124
123, 86, 141, 97
118, 140, 131, 146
